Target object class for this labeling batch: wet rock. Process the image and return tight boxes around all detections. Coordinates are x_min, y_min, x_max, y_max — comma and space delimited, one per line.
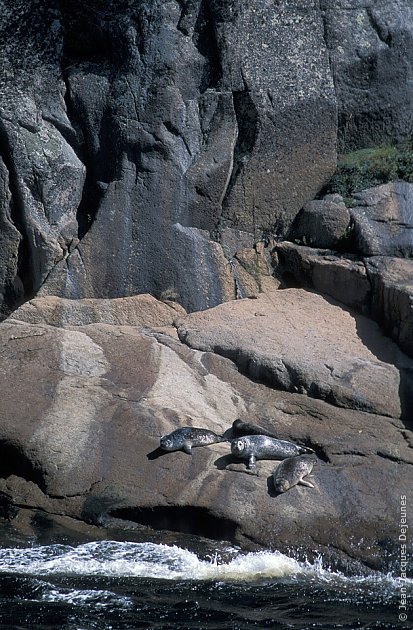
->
39, 223, 238, 313
350, 181, 413, 257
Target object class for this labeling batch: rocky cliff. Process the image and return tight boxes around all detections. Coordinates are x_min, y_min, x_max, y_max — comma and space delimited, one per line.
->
0, 0, 413, 572
2, 0, 412, 316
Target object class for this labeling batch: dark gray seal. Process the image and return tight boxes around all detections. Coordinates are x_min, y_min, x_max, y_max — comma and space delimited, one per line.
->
232, 418, 278, 439
230, 435, 313, 470
160, 427, 226, 454
273, 454, 317, 493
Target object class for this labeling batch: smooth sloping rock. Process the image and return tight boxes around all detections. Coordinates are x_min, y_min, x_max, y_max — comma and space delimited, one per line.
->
273, 239, 413, 360
274, 241, 371, 312
350, 182, 413, 257
177, 290, 412, 418
10, 294, 186, 328
0, 312, 412, 572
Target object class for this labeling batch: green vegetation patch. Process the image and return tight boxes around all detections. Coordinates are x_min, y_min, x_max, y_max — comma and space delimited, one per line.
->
325, 142, 413, 203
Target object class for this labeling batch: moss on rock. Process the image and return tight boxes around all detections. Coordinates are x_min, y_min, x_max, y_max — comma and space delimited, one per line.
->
324, 143, 413, 203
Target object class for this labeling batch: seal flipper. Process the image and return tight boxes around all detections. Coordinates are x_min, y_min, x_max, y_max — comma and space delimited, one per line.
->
248, 454, 257, 470
298, 478, 315, 488
182, 443, 192, 455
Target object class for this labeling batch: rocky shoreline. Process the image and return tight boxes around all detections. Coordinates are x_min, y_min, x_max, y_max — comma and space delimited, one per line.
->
0, 290, 411, 575
1, 1, 413, 576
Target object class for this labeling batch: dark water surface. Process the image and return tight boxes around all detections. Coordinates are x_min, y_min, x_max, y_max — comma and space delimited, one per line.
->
0, 539, 411, 630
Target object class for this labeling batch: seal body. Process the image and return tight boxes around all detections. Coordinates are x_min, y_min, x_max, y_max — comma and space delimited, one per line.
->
160, 427, 226, 454
232, 418, 278, 439
273, 454, 317, 493
230, 434, 313, 469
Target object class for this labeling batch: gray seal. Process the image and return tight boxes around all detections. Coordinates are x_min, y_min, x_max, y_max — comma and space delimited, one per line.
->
232, 418, 278, 439
273, 454, 317, 493
230, 434, 313, 469
160, 427, 226, 454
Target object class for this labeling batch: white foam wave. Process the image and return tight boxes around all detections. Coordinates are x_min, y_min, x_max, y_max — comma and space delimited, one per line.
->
0, 542, 299, 581
0, 541, 411, 592
41, 586, 134, 608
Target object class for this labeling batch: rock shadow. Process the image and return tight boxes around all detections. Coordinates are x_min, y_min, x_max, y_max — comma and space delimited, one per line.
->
266, 475, 281, 498
214, 453, 236, 470
353, 311, 413, 431
321, 292, 413, 431
146, 447, 170, 461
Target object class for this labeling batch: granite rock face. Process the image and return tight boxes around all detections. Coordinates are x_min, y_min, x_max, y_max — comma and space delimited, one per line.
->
350, 182, 413, 257
273, 241, 372, 312
0, 0, 337, 314
323, 0, 413, 151
2, 1, 413, 315
11, 293, 186, 330
1, 0, 413, 572
0, 294, 412, 572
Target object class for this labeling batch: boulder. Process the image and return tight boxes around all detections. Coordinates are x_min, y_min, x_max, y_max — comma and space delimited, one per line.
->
350, 181, 413, 257
289, 194, 351, 249
0, 295, 412, 572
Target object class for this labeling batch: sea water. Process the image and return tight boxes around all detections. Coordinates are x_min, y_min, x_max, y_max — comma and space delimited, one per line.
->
0, 540, 411, 629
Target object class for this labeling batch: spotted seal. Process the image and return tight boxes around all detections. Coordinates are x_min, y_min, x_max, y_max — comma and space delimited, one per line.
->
273, 454, 317, 493
232, 418, 278, 439
230, 435, 313, 469
160, 427, 227, 454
